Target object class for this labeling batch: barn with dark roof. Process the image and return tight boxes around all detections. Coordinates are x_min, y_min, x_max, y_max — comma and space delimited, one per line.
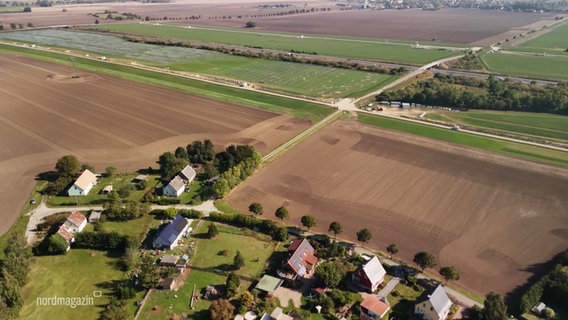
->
152, 215, 189, 250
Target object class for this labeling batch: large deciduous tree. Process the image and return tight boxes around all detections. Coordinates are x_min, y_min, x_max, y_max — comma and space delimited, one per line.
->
314, 262, 342, 288
274, 206, 289, 224
413, 251, 437, 271
439, 266, 460, 283
328, 221, 342, 239
301, 215, 316, 231
248, 202, 263, 217
483, 291, 508, 320
387, 243, 398, 257
210, 298, 235, 320
55, 155, 80, 177
356, 228, 372, 247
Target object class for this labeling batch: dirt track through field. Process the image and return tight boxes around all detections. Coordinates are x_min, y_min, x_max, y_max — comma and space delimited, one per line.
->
0, 54, 310, 235
228, 120, 568, 294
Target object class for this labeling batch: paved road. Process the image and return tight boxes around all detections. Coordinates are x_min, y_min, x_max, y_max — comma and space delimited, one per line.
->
377, 277, 401, 300
25, 199, 218, 244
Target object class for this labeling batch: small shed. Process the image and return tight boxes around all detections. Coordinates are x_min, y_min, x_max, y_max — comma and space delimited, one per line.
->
160, 255, 180, 267
88, 210, 102, 223
131, 174, 149, 183
159, 277, 176, 290
531, 302, 546, 315
101, 185, 113, 194
255, 275, 284, 296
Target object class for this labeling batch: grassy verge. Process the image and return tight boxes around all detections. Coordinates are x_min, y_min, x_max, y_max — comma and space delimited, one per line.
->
0, 43, 333, 122
213, 199, 245, 215
357, 113, 568, 167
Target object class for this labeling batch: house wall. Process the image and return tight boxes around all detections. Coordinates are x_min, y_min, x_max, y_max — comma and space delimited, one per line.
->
163, 185, 183, 197
353, 268, 374, 292
415, 300, 441, 320
68, 184, 85, 196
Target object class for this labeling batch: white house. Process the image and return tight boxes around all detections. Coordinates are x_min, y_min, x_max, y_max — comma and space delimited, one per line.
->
415, 284, 452, 320
68, 169, 97, 196
163, 175, 186, 197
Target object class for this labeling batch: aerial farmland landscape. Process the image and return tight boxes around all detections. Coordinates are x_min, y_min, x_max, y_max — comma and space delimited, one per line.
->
0, 0, 566, 320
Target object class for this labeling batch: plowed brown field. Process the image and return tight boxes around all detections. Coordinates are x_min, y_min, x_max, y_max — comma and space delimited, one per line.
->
0, 54, 310, 235
228, 120, 568, 294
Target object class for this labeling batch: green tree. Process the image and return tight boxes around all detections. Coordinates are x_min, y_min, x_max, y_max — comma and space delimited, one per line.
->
3, 233, 32, 286
46, 234, 68, 255
248, 202, 263, 216
413, 251, 437, 271
387, 243, 398, 257
0, 270, 23, 318
105, 166, 117, 178
207, 223, 219, 239
239, 291, 254, 309
138, 255, 159, 290
543, 307, 556, 320
22, 6, 31, 12
274, 206, 289, 224
100, 300, 130, 320
55, 155, 80, 177
245, 21, 256, 28
210, 298, 235, 320
356, 228, 372, 247
233, 250, 245, 270
212, 178, 230, 198
328, 221, 342, 239
226, 272, 240, 297
165, 207, 177, 219
439, 266, 460, 283
301, 215, 316, 231
483, 291, 508, 320
314, 262, 342, 288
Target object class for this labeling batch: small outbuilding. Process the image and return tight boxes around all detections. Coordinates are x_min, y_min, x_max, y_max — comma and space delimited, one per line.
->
159, 255, 180, 267
255, 275, 284, 296
88, 210, 102, 223
159, 277, 176, 290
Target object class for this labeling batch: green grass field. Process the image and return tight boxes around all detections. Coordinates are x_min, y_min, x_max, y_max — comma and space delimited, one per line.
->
21, 249, 127, 320
0, 43, 333, 122
86, 24, 462, 65
424, 110, 568, 142
170, 56, 396, 99
357, 113, 568, 167
512, 22, 568, 56
480, 52, 568, 80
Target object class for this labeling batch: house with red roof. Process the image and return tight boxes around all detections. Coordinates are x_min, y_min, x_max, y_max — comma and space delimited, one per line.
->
353, 256, 387, 292
360, 295, 390, 320
282, 239, 318, 279
57, 210, 87, 247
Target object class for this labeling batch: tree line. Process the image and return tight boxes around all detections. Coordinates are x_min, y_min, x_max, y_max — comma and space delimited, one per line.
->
0, 233, 32, 319
120, 35, 405, 76
376, 73, 568, 114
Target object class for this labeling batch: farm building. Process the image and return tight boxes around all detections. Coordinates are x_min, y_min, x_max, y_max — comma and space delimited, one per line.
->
67, 169, 97, 196
255, 275, 284, 296
57, 210, 87, 245
159, 277, 176, 290
152, 215, 189, 250
414, 284, 452, 320
88, 210, 102, 223
131, 174, 148, 183
179, 165, 196, 183
352, 256, 387, 292
159, 255, 180, 267
282, 239, 318, 279
360, 295, 390, 320
163, 175, 186, 197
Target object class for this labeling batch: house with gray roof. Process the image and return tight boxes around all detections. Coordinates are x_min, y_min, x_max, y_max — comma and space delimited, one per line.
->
153, 215, 189, 250
414, 284, 452, 320
179, 165, 196, 183
163, 175, 186, 197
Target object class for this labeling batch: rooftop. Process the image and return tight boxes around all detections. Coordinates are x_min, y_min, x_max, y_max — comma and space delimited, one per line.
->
73, 169, 97, 190
255, 275, 284, 294
361, 295, 390, 318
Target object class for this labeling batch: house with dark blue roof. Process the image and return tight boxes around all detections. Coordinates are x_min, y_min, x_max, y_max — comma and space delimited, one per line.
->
153, 215, 189, 250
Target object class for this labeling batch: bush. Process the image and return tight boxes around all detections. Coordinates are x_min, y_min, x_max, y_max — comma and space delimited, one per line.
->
178, 209, 203, 219
23, 6, 31, 12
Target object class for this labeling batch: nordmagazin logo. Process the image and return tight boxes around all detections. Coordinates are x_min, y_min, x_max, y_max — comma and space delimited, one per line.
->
36, 291, 101, 308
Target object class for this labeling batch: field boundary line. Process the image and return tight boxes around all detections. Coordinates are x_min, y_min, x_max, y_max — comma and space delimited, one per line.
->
262, 109, 343, 162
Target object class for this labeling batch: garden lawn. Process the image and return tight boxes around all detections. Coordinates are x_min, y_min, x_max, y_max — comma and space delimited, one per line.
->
191, 224, 276, 279
101, 213, 162, 244
46, 174, 160, 206
357, 113, 568, 167
21, 249, 126, 320
424, 110, 568, 142
387, 282, 425, 319
137, 270, 226, 320
480, 52, 568, 81
513, 22, 568, 56
86, 24, 461, 65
